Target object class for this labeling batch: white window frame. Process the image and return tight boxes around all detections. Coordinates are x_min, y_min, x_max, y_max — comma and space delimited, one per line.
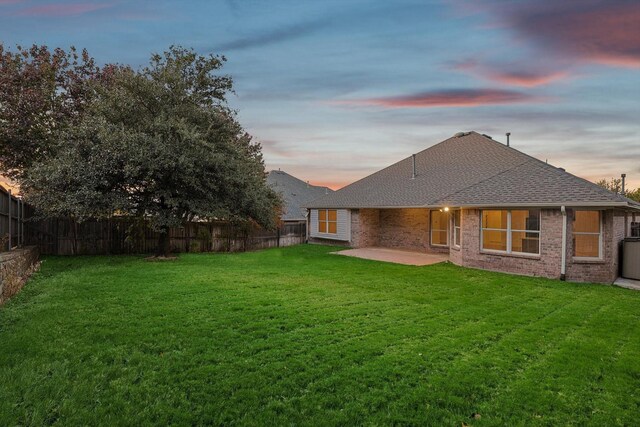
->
480, 210, 509, 254
430, 210, 449, 247
453, 210, 461, 248
318, 209, 338, 235
480, 209, 541, 256
572, 210, 603, 260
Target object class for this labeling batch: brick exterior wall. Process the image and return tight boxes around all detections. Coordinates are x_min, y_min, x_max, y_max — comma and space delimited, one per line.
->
564, 209, 623, 283
451, 208, 625, 283
312, 206, 626, 284
350, 209, 379, 247
378, 209, 429, 251
308, 208, 380, 247
611, 212, 625, 279
452, 208, 563, 279
348, 208, 449, 253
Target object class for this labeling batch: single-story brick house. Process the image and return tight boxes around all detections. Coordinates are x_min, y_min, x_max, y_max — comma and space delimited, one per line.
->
304, 131, 640, 283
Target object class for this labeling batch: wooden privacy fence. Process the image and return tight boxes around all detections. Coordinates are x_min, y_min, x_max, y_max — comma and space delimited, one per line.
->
24, 217, 306, 256
0, 186, 26, 252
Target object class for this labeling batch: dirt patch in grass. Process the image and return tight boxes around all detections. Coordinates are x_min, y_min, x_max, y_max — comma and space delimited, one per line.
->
144, 255, 178, 262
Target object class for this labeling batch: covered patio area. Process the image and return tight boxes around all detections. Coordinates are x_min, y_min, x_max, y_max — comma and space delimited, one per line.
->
333, 247, 449, 266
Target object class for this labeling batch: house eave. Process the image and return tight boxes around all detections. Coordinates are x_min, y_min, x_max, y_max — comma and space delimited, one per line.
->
304, 201, 640, 211
451, 202, 638, 210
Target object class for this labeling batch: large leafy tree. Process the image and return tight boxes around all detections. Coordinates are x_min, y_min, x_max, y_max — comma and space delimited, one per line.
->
0, 44, 112, 179
5, 46, 280, 256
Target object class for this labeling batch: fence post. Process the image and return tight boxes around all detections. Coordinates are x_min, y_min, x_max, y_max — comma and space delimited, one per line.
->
276, 226, 280, 248
55, 218, 59, 255
8, 189, 11, 251
17, 197, 20, 246
209, 223, 214, 252
19, 197, 23, 247
21, 199, 25, 247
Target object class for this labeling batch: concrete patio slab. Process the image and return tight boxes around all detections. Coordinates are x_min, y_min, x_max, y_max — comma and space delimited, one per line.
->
333, 247, 449, 266
613, 277, 640, 291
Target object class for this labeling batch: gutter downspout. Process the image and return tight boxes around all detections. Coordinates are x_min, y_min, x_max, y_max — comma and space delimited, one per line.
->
305, 209, 310, 243
560, 206, 567, 281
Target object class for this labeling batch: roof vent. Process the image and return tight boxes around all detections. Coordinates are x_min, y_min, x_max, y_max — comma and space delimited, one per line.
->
454, 132, 466, 138
558, 167, 565, 172
482, 133, 492, 139
411, 154, 417, 179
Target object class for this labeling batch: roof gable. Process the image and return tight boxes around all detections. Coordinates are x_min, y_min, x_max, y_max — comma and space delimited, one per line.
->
305, 131, 638, 209
267, 170, 332, 220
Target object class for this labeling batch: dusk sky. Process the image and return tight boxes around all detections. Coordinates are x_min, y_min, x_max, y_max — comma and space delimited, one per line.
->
1, 0, 639, 189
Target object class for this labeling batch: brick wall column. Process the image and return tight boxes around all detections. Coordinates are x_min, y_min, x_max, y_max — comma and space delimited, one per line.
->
350, 209, 379, 248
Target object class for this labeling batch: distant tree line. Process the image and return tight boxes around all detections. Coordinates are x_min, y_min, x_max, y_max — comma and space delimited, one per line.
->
0, 44, 281, 256
595, 177, 640, 202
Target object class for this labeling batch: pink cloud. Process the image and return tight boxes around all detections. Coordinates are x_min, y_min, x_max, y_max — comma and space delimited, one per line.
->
15, 2, 114, 17
333, 89, 537, 109
468, 0, 640, 68
517, 2, 640, 68
452, 60, 570, 87
481, 70, 568, 87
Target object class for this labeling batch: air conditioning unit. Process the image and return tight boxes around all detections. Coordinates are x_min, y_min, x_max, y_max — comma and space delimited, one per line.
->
622, 237, 640, 280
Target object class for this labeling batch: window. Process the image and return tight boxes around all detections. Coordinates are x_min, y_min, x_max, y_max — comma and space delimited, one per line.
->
318, 209, 337, 234
573, 211, 601, 258
481, 209, 540, 255
511, 210, 540, 255
453, 210, 461, 247
431, 210, 449, 246
481, 210, 507, 252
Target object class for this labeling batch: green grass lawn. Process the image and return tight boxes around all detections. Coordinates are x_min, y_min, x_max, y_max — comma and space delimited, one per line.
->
1, 245, 639, 426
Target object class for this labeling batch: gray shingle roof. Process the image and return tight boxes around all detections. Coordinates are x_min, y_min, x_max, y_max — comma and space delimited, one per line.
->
267, 170, 333, 221
304, 131, 640, 210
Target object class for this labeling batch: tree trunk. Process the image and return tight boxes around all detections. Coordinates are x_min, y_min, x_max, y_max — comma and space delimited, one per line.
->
156, 196, 171, 257
156, 226, 170, 257
71, 218, 78, 256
